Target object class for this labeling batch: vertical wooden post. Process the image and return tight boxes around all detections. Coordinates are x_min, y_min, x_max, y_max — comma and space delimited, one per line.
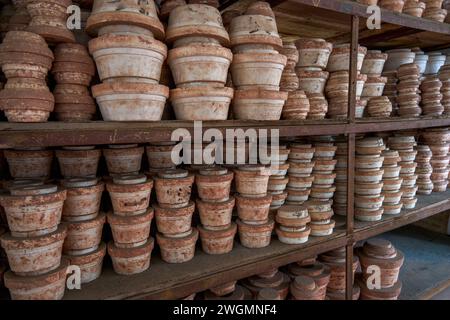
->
345, 14, 359, 300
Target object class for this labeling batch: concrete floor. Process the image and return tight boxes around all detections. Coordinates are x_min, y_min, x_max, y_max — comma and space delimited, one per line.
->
373, 225, 450, 300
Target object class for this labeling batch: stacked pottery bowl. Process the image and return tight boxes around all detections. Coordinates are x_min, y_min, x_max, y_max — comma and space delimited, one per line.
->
230, 2, 287, 120
423, 0, 448, 22
355, 137, 386, 222
267, 145, 290, 214
356, 239, 404, 300
275, 204, 311, 244
333, 138, 348, 216
234, 164, 273, 248
195, 166, 236, 255
286, 258, 330, 300
295, 38, 332, 119
0, 31, 54, 122
167, 4, 233, 120
379, 0, 406, 12
4, 148, 53, 180
388, 135, 419, 209
88, 0, 170, 121
310, 139, 337, 205
56, 146, 101, 178
381, 148, 403, 215
51, 43, 96, 121
286, 142, 315, 205
106, 173, 154, 273
438, 62, 450, 114
326, 44, 367, 119
241, 267, 290, 299
0, 182, 68, 300
360, 50, 389, 118
307, 199, 335, 237
422, 128, 450, 191
153, 169, 197, 262
403, 0, 427, 16
319, 247, 360, 300
396, 63, 422, 117
367, 96, 392, 117
420, 76, 444, 116
280, 41, 310, 119
415, 144, 434, 194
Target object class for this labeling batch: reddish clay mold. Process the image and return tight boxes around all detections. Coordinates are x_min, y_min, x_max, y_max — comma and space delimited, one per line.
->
65, 242, 106, 284
103, 145, 144, 175
154, 202, 194, 236
156, 228, 199, 263
107, 208, 153, 248
63, 213, 105, 254
234, 165, 271, 197
195, 167, 233, 201
4, 149, 53, 179
235, 194, 272, 224
56, 147, 101, 178
107, 238, 154, 275
198, 222, 237, 255
196, 197, 235, 230
236, 218, 274, 248
154, 169, 194, 208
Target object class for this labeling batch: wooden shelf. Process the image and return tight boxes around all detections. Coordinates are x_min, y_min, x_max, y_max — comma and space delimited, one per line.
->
62, 189, 450, 300
2, 117, 450, 148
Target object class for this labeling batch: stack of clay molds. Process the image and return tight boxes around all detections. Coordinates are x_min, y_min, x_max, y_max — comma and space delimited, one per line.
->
106, 174, 154, 274
195, 167, 236, 255
204, 281, 248, 300
51, 43, 96, 121
310, 141, 337, 203
367, 96, 393, 117
4, 148, 53, 180
167, 4, 233, 120
420, 75, 444, 116
326, 44, 367, 119
333, 139, 348, 216
61, 177, 105, 284
286, 260, 330, 300
319, 247, 360, 300
382, 71, 399, 115
290, 275, 324, 300
379, 0, 406, 12
423, 0, 448, 22
26, 0, 75, 43
356, 239, 404, 300
0, 183, 68, 300
267, 145, 290, 212
355, 137, 385, 221
416, 145, 434, 194
88, 0, 169, 121
280, 41, 310, 119
422, 128, 450, 192
307, 199, 335, 236
388, 135, 418, 209
295, 38, 332, 119
396, 63, 422, 117
381, 149, 403, 215
403, 0, 427, 16
0, 31, 54, 122
234, 165, 273, 248
153, 169, 197, 263
438, 63, 450, 114
384, 49, 416, 73
103, 144, 144, 176
286, 143, 315, 205
56, 146, 101, 178
230, 2, 287, 120
241, 268, 290, 299
275, 204, 310, 244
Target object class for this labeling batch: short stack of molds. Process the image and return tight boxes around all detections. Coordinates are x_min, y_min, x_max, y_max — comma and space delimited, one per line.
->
241, 267, 290, 300
333, 138, 348, 216
388, 135, 419, 209
286, 142, 315, 205
306, 199, 335, 237
382, 70, 399, 115
204, 281, 246, 300
423, 0, 448, 22
290, 275, 324, 300
319, 247, 360, 300
438, 63, 450, 114
310, 138, 337, 204
195, 167, 236, 255
234, 165, 273, 249
355, 137, 386, 222
0, 183, 68, 300
107, 174, 155, 273
286, 259, 331, 300
230, 2, 287, 120
396, 63, 422, 117
420, 75, 444, 116
154, 169, 197, 263
325, 43, 367, 119
267, 145, 290, 213
422, 128, 450, 192
416, 145, 434, 195
381, 149, 403, 216
356, 239, 404, 300
295, 38, 333, 119
275, 204, 311, 244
